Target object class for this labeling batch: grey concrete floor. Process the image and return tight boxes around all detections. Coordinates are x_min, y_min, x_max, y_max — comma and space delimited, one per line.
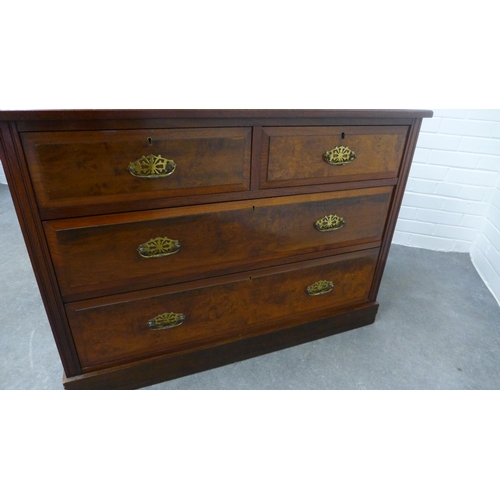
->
1, 183, 500, 390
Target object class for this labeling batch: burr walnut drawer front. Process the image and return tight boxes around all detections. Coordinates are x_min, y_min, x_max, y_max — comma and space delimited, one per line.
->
44, 186, 392, 301
260, 125, 409, 188
21, 127, 252, 212
66, 248, 379, 370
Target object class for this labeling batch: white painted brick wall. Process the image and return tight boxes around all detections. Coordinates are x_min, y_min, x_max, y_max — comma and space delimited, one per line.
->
395, 109, 500, 305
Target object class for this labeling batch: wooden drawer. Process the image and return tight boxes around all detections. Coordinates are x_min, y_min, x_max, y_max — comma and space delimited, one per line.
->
21, 127, 252, 213
45, 186, 392, 300
260, 126, 408, 188
66, 249, 379, 370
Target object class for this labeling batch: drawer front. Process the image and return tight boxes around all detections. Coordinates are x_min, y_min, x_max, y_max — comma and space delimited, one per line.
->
21, 127, 251, 211
66, 249, 379, 369
261, 126, 408, 188
45, 186, 392, 300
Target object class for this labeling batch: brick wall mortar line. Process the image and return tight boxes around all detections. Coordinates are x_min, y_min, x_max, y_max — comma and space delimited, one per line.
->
395, 230, 473, 244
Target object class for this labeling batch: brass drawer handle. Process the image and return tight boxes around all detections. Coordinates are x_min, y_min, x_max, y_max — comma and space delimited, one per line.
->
137, 237, 180, 258
323, 146, 356, 166
128, 154, 176, 178
147, 312, 185, 330
307, 280, 334, 296
314, 214, 345, 232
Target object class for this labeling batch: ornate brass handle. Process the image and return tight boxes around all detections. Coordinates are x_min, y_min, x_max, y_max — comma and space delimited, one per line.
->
128, 154, 176, 178
323, 146, 356, 166
147, 312, 185, 330
306, 280, 334, 296
137, 237, 180, 258
314, 214, 345, 232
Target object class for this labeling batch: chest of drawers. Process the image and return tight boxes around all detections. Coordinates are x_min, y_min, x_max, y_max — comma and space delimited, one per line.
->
0, 109, 432, 389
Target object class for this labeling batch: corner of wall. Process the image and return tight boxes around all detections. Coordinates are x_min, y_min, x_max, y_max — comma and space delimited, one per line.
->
470, 181, 500, 307
395, 109, 500, 305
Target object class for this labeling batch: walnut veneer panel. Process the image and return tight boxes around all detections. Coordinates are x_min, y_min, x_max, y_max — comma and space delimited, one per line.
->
261, 125, 408, 188
67, 249, 379, 370
44, 186, 392, 300
21, 127, 251, 214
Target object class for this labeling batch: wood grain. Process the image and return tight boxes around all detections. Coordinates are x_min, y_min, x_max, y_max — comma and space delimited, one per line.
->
45, 187, 392, 300
66, 249, 379, 369
63, 302, 380, 389
261, 125, 408, 188
21, 127, 251, 211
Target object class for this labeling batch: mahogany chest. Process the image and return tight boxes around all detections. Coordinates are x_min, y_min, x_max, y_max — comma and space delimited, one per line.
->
0, 109, 432, 389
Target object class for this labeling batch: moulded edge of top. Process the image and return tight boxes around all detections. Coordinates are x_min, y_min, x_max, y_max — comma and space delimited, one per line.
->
0, 109, 434, 122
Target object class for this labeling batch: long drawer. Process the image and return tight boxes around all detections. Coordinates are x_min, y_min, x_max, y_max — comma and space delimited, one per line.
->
21, 127, 252, 213
260, 125, 408, 188
66, 249, 380, 370
44, 186, 393, 300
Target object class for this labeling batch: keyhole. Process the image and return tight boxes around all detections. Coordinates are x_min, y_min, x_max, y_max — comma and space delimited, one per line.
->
249, 276, 253, 281
341, 132, 345, 139
252, 206, 255, 212
147, 137, 153, 145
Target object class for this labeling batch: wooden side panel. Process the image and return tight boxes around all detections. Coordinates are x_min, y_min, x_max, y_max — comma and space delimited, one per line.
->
66, 249, 379, 370
21, 127, 252, 214
45, 187, 392, 300
369, 118, 425, 301
0, 122, 81, 377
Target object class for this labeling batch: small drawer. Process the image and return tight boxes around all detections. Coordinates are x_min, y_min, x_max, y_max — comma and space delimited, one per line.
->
44, 186, 392, 300
66, 248, 379, 369
260, 125, 408, 188
21, 127, 251, 213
